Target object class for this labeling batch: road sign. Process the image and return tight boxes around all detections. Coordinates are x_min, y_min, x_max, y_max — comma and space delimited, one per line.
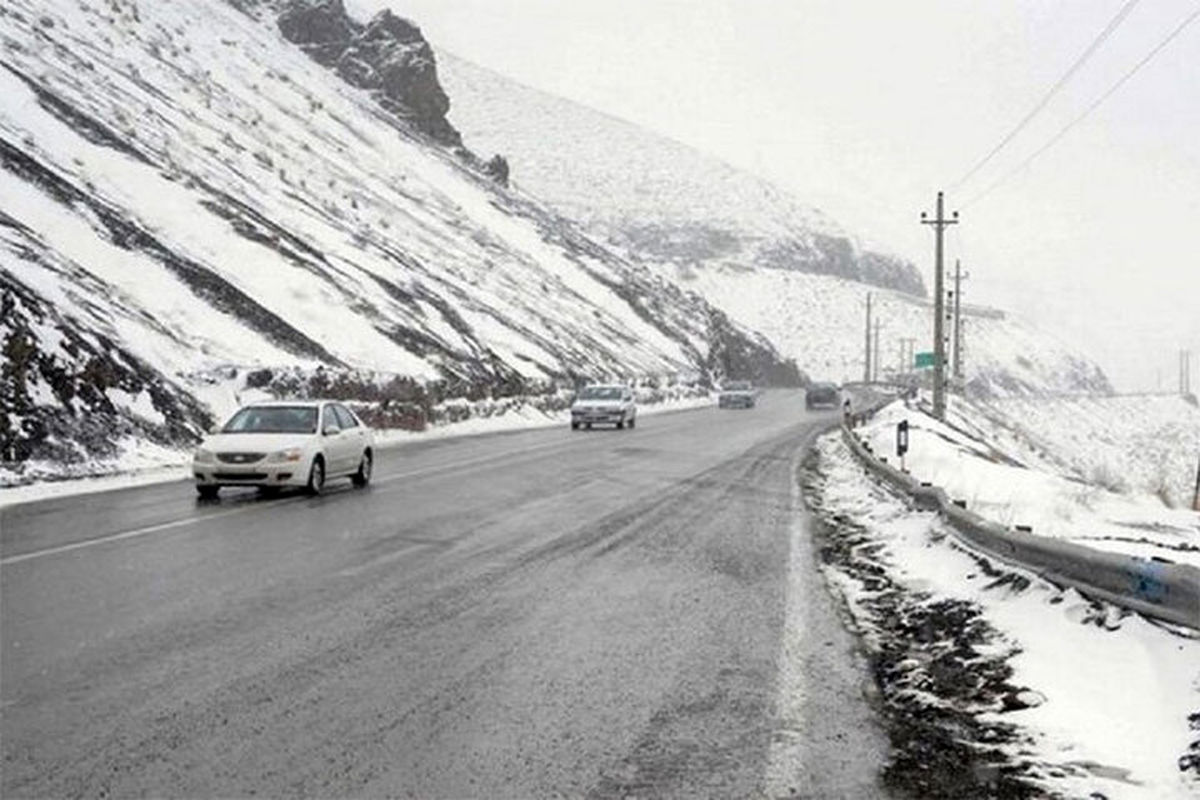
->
915, 351, 936, 369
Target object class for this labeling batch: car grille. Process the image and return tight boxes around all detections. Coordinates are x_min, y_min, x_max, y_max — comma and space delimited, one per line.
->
217, 452, 265, 464
213, 472, 268, 481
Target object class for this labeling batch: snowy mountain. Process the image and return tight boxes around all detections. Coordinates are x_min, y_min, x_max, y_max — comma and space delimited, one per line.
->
673, 264, 1113, 395
438, 53, 1113, 397
438, 52, 925, 297
0, 0, 798, 483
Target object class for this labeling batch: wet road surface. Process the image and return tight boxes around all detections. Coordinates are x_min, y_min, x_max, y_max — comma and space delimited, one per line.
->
1, 392, 888, 798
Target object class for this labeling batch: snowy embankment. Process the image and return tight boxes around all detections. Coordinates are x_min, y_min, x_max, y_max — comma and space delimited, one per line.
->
981, 395, 1200, 510
0, 388, 715, 507
806, 432, 1200, 799
855, 398, 1200, 568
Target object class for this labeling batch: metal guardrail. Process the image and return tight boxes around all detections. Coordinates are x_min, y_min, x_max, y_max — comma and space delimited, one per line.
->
839, 408, 1200, 631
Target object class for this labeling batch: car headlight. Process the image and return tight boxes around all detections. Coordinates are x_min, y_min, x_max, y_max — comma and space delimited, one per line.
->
193, 447, 214, 462
268, 447, 304, 463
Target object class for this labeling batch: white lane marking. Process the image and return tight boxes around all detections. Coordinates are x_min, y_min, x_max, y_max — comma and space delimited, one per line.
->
0, 436, 582, 567
0, 499, 290, 566
763, 449, 814, 797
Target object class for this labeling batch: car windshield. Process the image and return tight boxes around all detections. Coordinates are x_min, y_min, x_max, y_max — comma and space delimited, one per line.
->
221, 405, 318, 434
579, 386, 623, 400
724, 381, 751, 391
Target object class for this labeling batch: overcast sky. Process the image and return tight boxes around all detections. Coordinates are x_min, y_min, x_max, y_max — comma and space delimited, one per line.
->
349, 0, 1198, 391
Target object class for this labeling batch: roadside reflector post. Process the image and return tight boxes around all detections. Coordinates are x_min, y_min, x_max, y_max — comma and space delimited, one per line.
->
896, 420, 909, 472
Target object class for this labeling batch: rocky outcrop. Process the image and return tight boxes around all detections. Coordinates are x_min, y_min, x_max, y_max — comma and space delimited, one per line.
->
705, 309, 807, 387
277, 0, 460, 146
759, 234, 926, 297
859, 250, 926, 297
0, 272, 211, 471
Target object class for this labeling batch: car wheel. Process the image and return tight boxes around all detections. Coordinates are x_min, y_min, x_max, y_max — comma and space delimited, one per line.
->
616, 419, 625, 429
352, 450, 372, 488
196, 485, 219, 500
306, 456, 325, 496
571, 421, 580, 430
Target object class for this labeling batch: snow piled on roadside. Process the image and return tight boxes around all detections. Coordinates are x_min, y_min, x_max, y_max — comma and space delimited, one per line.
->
982, 395, 1200, 510
856, 398, 1200, 568
814, 432, 1200, 799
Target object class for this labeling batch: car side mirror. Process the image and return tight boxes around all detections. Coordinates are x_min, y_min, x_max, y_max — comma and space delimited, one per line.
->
323, 423, 340, 436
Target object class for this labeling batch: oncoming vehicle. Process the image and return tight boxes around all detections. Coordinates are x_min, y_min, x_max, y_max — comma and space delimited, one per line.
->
570, 384, 637, 430
805, 382, 841, 410
718, 380, 757, 409
192, 400, 374, 498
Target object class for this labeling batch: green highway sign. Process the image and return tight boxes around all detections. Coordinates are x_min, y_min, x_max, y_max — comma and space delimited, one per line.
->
914, 351, 936, 369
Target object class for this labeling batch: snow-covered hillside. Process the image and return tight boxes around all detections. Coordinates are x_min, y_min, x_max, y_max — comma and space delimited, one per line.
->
438, 52, 925, 297
980, 395, 1200, 510
0, 0, 797, 483
438, 52, 1115, 397
675, 264, 1111, 395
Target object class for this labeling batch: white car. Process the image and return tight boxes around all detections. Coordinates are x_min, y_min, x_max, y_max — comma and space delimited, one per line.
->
192, 400, 374, 498
570, 384, 637, 430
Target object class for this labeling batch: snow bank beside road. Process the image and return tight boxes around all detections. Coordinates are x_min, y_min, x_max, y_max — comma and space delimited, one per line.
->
983, 395, 1200, 509
807, 434, 1200, 799
855, 399, 1200, 568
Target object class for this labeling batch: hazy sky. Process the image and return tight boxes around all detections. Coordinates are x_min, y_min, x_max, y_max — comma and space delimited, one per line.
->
349, 0, 1198, 391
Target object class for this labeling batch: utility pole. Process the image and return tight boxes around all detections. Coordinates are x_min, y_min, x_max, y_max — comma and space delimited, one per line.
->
873, 319, 881, 383
921, 191, 958, 420
951, 259, 967, 387
864, 292, 872, 384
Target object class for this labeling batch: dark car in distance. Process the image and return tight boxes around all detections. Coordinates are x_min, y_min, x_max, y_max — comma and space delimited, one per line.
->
805, 382, 840, 410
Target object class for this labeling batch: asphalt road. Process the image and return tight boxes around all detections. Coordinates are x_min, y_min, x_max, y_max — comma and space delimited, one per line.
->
1, 392, 888, 798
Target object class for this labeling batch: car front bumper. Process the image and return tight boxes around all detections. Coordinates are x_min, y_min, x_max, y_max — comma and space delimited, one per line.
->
719, 395, 755, 407
192, 458, 308, 487
571, 410, 628, 424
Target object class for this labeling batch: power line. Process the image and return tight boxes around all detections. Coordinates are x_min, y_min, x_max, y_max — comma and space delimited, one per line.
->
950, 0, 1144, 194
963, 3, 1200, 209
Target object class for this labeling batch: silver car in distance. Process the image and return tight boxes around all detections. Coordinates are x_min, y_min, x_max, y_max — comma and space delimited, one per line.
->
570, 385, 637, 430
192, 400, 375, 498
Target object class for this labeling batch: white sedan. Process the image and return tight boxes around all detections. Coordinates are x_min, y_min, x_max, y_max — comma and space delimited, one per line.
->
570, 384, 637, 430
192, 400, 374, 498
